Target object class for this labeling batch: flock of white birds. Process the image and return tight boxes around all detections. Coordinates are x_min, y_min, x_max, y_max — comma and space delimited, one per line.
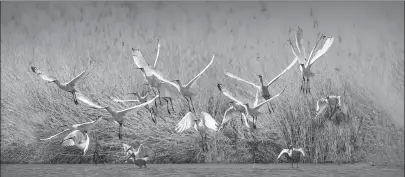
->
33, 26, 348, 168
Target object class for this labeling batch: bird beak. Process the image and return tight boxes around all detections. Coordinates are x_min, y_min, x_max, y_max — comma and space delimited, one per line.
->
217, 84, 222, 91
135, 68, 142, 70
127, 92, 137, 95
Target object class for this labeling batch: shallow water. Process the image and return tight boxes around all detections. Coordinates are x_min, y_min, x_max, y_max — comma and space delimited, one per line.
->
1, 163, 404, 177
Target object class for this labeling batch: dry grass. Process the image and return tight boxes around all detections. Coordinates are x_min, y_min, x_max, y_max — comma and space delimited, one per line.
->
1, 2, 403, 165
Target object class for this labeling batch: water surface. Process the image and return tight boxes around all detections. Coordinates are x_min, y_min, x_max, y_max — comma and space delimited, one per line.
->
1, 163, 404, 177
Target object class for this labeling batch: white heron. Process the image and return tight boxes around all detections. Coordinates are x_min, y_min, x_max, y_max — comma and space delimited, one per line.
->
135, 67, 176, 114
287, 26, 335, 94
131, 39, 168, 107
103, 95, 159, 140
39, 116, 104, 155
31, 61, 101, 108
150, 53, 216, 113
111, 91, 158, 124
277, 145, 306, 168
315, 95, 348, 120
123, 143, 150, 168
217, 83, 286, 129
224, 57, 296, 113
218, 103, 248, 130
175, 111, 219, 152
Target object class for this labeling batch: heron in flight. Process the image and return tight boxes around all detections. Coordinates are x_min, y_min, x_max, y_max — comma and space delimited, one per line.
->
287, 26, 335, 94
31, 60, 99, 106
224, 57, 296, 113
151, 53, 215, 113
175, 111, 219, 152
217, 83, 286, 129
131, 39, 167, 107
112, 91, 158, 124
123, 143, 150, 168
103, 95, 159, 140
39, 116, 104, 155
315, 95, 348, 120
277, 145, 306, 168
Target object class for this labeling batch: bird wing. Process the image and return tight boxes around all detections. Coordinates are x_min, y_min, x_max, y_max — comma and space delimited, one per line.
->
39, 129, 71, 141
305, 34, 323, 67
61, 130, 83, 147
288, 36, 306, 64
135, 157, 149, 162
76, 92, 104, 109
153, 39, 161, 68
277, 149, 290, 159
217, 84, 247, 107
135, 144, 149, 158
295, 26, 307, 59
294, 148, 306, 156
112, 97, 140, 104
185, 53, 215, 88
224, 71, 259, 89
31, 66, 57, 82
253, 88, 260, 107
132, 48, 153, 75
151, 69, 180, 90
66, 60, 94, 86
201, 111, 219, 131
74, 116, 104, 132
253, 86, 286, 109
315, 98, 328, 118
175, 112, 196, 133
123, 143, 134, 155
242, 113, 254, 129
220, 106, 239, 128
338, 96, 348, 114
307, 35, 334, 67
265, 58, 298, 87
118, 95, 159, 116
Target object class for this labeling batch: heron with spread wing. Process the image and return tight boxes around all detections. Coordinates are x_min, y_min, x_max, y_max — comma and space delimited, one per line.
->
175, 111, 219, 152
287, 26, 335, 94
103, 95, 159, 140
31, 60, 101, 107
224, 57, 296, 113
39, 116, 104, 155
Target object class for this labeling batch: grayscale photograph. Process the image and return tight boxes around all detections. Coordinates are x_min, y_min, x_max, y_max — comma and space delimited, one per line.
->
1, 1, 404, 176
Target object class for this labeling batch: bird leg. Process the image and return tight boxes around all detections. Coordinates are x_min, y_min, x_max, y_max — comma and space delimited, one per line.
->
307, 78, 311, 94
188, 96, 196, 113
72, 92, 79, 105
253, 116, 257, 129
199, 134, 205, 151
146, 107, 156, 124
168, 97, 175, 113
93, 151, 97, 166
94, 151, 106, 166
240, 114, 244, 125
163, 98, 172, 115
266, 103, 272, 114
118, 123, 123, 140
201, 134, 208, 152
300, 76, 305, 93
184, 96, 192, 112
156, 88, 163, 105
292, 160, 294, 168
